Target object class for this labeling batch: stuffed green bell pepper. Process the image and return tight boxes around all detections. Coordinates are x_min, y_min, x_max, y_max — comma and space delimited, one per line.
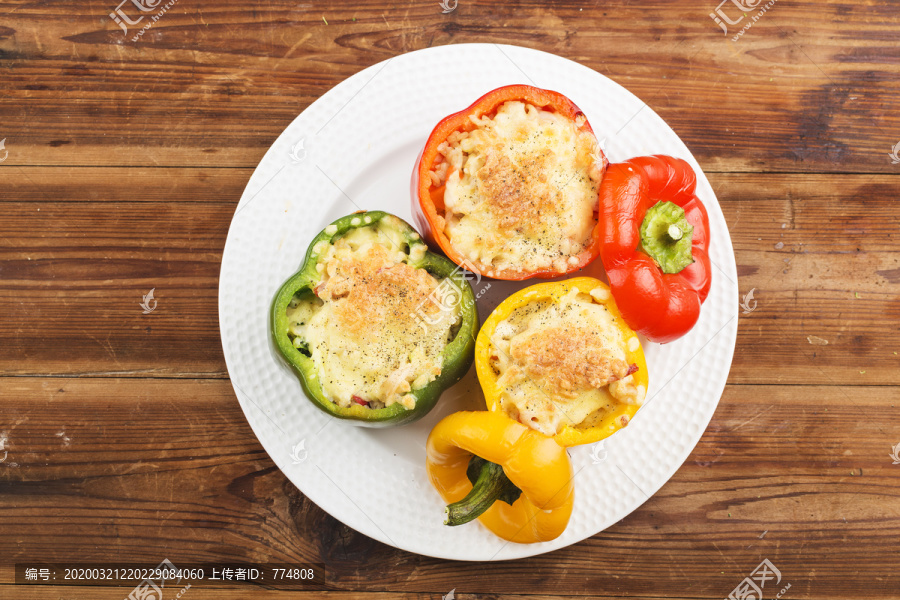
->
271, 211, 479, 426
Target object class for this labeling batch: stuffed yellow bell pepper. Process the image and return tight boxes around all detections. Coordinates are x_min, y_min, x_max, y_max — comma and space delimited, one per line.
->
475, 277, 649, 447
426, 411, 574, 544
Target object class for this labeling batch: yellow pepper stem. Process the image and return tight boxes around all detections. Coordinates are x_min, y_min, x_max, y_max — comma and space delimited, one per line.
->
445, 455, 522, 526
426, 411, 575, 544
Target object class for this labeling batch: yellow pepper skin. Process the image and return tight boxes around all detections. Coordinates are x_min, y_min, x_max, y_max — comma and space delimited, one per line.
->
426, 411, 574, 544
475, 277, 650, 447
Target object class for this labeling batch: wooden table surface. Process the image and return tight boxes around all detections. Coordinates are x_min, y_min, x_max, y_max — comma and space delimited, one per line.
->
2, 0, 899, 598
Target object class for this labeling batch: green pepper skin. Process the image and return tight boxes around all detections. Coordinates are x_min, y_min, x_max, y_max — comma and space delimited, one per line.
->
271, 211, 478, 427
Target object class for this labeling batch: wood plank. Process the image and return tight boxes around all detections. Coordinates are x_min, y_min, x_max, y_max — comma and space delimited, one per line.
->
716, 172, 900, 385
1, 1, 898, 172
0, 378, 897, 597
0, 191, 232, 376
1, 170, 899, 382
3, 0, 898, 597
0, 167, 252, 204
0, 590, 726, 600
0, 589, 717, 600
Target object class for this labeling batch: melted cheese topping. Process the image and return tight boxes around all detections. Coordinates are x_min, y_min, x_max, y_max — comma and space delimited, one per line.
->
489, 288, 641, 436
434, 100, 602, 275
286, 223, 460, 410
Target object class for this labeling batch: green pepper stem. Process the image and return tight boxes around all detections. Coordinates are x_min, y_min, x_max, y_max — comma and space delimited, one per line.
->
639, 200, 695, 274
444, 456, 521, 526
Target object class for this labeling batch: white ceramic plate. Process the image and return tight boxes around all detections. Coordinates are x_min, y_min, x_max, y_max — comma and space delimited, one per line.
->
219, 43, 738, 561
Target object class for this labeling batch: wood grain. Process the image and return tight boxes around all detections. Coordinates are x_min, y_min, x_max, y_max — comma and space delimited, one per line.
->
1, 171, 898, 383
1, 378, 897, 597
1, 589, 731, 600
2, 0, 900, 597
0, 197, 229, 376
1, 1, 899, 172
0, 167, 250, 204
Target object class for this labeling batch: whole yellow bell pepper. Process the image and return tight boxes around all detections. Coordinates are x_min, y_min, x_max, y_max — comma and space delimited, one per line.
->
426, 411, 574, 544
475, 277, 650, 447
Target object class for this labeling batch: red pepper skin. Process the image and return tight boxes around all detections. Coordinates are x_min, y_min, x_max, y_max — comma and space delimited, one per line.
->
411, 84, 607, 281
598, 155, 712, 344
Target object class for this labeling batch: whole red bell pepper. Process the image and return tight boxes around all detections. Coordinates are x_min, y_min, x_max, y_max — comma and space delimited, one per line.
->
411, 84, 608, 280
598, 155, 711, 344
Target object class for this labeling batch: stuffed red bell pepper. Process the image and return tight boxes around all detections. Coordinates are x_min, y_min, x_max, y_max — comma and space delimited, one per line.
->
598, 155, 712, 344
412, 84, 608, 280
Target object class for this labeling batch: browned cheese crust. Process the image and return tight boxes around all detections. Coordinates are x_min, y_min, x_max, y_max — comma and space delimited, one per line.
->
509, 326, 629, 400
